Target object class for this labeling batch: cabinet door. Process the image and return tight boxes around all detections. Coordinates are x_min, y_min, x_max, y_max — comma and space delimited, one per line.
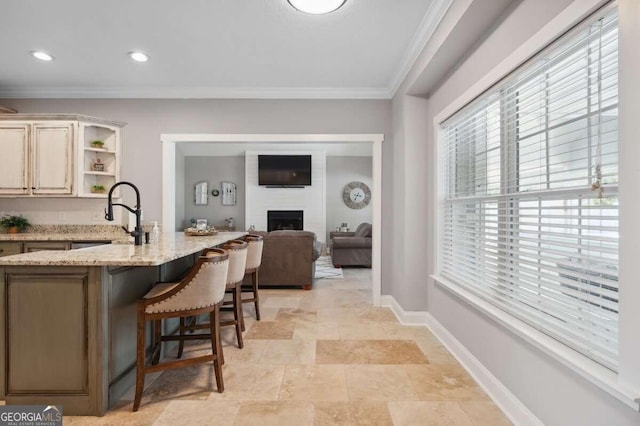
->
23, 242, 71, 252
0, 125, 29, 195
32, 123, 74, 195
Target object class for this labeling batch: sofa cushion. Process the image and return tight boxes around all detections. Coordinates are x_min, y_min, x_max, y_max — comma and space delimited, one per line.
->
354, 223, 372, 238
332, 236, 372, 249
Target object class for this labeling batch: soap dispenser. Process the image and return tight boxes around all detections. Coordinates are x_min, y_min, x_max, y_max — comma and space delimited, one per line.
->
151, 221, 160, 243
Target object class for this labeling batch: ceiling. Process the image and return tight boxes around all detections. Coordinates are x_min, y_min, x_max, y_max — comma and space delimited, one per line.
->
179, 142, 372, 157
0, 0, 452, 99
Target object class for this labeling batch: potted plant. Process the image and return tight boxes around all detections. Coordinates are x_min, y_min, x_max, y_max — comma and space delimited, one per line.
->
0, 215, 31, 234
91, 185, 106, 193
90, 140, 105, 149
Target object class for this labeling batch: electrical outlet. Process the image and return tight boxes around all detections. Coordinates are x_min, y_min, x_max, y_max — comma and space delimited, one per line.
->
92, 211, 103, 221
58, 211, 67, 221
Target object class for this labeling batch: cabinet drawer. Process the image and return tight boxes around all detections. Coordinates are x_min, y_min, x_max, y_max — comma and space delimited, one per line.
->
23, 242, 71, 252
0, 242, 23, 257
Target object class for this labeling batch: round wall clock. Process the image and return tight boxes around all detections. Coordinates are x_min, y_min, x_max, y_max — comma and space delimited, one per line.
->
343, 181, 371, 209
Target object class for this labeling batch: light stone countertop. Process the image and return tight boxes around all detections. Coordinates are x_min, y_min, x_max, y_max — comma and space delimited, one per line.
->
0, 232, 247, 266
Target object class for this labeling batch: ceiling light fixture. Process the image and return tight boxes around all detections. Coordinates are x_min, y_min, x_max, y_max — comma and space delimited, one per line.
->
287, 0, 346, 15
30, 51, 54, 61
128, 51, 149, 62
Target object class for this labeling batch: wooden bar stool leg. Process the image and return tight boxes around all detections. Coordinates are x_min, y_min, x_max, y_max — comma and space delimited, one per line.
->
233, 283, 244, 349
177, 317, 186, 359
133, 308, 146, 412
253, 270, 261, 321
152, 319, 162, 365
210, 304, 224, 392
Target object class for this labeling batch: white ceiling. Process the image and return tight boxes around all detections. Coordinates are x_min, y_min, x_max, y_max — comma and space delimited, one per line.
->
0, 0, 451, 99
179, 142, 372, 157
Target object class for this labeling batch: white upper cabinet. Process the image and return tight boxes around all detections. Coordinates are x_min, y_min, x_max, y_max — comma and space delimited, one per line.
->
0, 124, 29, 195
0, 114, 125, 198
32, 123, 74, 194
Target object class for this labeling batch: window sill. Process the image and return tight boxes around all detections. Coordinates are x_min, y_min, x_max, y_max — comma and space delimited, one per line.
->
430, 274, 640, 411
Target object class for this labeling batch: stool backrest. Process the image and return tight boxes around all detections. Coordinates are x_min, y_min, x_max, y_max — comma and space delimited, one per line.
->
224, 240, 248, 285
146, 248, 229, 313
199, 248, 230, 304
245, 234, 264, 270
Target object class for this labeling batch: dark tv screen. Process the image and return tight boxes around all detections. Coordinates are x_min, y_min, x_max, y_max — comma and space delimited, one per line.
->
258, 155, 312, 186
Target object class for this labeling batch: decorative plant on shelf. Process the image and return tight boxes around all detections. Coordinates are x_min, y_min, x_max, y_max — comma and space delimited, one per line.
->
91, 185, 106, 193
90, 140, 105, 148
0, 215, 31, 234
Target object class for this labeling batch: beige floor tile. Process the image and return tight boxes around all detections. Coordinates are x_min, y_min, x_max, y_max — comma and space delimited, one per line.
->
279, 365, 349, 401
261, 297, 301, 309
244, 321, 295, 339
221, 340, 267, 365
65, 400, 169, 425
316, 308, 357, 323
414, 338, 459, 365
233, 401, 314, 426
403, 365, 489, 401
207, 364, 285, 401
316, 340, 428, 365
153, 400, 241, 426
292, 322, 340, 340
259, 339, 316, 364
352, 306, 398, 322
388, 401, 474, 426
314, 401, 393, 426
298, 296, 337, 310
380, 323, 435, 340
274, 308, 317, 324
345, 365, 419, 401
140, 364, 221, 404
253, 307, 280, 321
459, 401, 513, 425
339, 321, 391, 340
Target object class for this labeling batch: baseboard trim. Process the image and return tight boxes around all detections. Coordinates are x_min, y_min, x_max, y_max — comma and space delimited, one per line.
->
380, 295, 429, 325
380, 294, 543, 426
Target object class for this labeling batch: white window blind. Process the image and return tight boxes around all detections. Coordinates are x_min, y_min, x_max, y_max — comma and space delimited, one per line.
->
440, 5, 619, 370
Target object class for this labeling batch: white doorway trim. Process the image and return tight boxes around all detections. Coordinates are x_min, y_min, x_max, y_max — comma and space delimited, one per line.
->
161, 133, 384, 306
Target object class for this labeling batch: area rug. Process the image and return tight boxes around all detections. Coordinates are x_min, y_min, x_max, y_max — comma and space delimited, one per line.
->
315, 255, 344, 280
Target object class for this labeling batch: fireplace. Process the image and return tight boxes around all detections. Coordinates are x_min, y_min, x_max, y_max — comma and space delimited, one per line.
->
268, 210, 303, 232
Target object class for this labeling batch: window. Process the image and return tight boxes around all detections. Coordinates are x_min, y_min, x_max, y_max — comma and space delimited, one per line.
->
440, 6, 619, 370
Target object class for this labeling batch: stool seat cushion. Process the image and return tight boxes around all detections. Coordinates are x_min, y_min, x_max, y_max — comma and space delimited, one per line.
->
144, 282, 179, 299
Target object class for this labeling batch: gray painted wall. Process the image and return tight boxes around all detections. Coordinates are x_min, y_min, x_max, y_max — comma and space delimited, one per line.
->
182, 156, 245, 231
390, 0, 640, 424
325, 156, 373, 243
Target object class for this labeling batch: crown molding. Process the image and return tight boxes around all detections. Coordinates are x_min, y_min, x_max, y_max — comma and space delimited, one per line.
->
0, 86, 393, 100
387, 0, 454, 98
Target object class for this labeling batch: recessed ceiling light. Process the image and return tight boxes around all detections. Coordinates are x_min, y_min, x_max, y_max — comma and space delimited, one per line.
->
128, 51, 149, 62
30, 51, 54, 61
287, 0, 346, 14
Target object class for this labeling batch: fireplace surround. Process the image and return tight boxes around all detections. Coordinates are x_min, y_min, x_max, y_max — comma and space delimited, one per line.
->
268, 210, 303, 231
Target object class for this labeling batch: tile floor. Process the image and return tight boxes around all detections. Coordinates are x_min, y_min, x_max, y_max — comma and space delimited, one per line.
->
65, 268, 512, 425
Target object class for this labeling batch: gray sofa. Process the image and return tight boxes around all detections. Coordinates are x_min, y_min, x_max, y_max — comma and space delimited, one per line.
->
242, 230, 322, 290
330, 222, 372, 267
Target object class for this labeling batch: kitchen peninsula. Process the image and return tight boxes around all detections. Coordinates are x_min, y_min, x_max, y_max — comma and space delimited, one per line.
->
0, 231, 246, 415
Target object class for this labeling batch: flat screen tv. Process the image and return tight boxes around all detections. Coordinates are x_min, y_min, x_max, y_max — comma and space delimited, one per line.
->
258, 155, 312, 187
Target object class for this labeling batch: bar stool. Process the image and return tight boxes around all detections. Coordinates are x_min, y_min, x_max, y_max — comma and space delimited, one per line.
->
220, 240, 248, 355
240, 234, 264, 330
133, 248, 229, 412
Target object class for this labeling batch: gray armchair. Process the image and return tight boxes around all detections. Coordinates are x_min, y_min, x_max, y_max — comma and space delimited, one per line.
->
330, 222, 372, 267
